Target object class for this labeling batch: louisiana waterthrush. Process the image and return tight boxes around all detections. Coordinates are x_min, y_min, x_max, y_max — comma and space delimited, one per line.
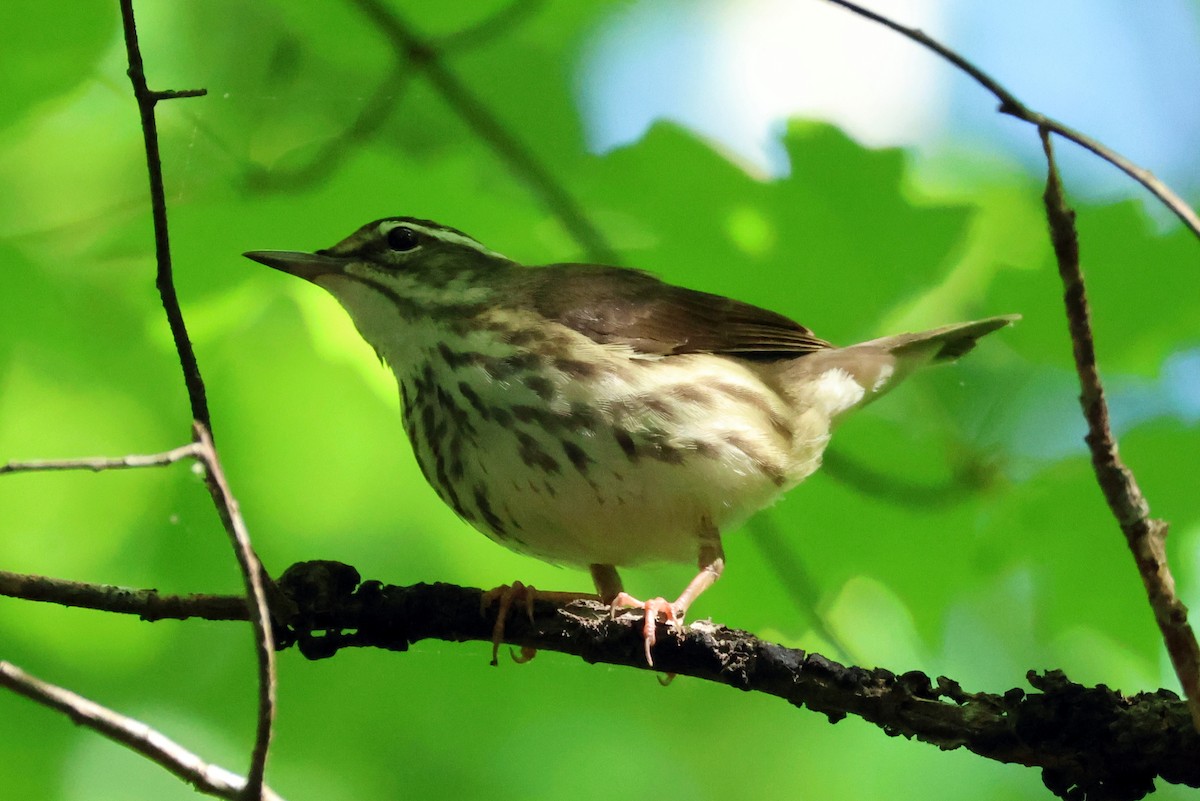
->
246, 217, 1016, 663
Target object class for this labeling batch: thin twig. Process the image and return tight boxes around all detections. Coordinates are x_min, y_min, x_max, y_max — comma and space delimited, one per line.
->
823, 0, 1200, 241
118, 0, 213, 434
0, 660, 286, 801
1039, 128, 1200, 731
348, 0, 619, 265
119, 2, 278, 792
191, 424, 277, 799
0, 431, 279, 793
0, 570, 247, 621
0, 443, 201, 475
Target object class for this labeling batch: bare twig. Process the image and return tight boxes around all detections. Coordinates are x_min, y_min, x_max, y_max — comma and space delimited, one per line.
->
824, 0, 1200, 732
1, 442, 200, 475
190, 424, 277, 799
0, 570, 247, 621
118, 2, 278, 792
118, 0, 213, 433
0, 660, 286, 801
1039, 128, 1200, 730
823, 0, 1200, 241
0, 431, 279, 794
347, 0, 619, 264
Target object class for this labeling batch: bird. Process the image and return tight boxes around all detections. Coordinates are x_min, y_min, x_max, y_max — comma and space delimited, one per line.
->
245, 216, 1016, 665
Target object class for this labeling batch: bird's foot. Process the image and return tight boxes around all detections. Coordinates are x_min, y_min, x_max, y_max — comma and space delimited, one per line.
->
481, 582, 597, 666
481, 581, 537, 666
610, 592, 685, 667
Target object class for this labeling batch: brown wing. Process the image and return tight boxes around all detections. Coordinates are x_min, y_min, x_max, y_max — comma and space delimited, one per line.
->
517, 264, 830, 360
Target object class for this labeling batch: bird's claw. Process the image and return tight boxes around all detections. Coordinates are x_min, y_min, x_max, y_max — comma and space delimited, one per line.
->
482, 583, 598, 665
481, 581, 537, 666
611, 592, 684, 667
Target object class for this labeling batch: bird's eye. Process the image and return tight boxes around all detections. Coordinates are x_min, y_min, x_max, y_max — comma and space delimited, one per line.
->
385, 226, 420, 252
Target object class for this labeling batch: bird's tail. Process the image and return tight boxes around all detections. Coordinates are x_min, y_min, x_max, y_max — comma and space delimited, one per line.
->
777, 315, 1018, 418
857, 315, 1020, 364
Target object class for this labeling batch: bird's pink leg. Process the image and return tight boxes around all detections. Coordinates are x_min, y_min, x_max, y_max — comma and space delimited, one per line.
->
605, 535, 726, 666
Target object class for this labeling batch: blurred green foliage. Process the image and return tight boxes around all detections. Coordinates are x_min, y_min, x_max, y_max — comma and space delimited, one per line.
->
1, 1, 1198, 799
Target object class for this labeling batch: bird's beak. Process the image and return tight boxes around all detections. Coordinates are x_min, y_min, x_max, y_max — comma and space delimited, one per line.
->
243, 250, 350, 282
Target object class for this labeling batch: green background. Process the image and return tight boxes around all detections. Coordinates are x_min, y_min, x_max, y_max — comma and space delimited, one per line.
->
1, 1, 1198, 798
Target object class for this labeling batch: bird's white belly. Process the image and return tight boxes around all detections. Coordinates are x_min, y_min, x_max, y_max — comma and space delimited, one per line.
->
399, 337, 835, 568
466, 419, 786, 566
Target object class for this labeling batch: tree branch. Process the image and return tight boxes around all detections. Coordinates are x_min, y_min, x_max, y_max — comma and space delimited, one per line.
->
822, 0, 1200, 737
0, 430, 279, 798
6, 561, 1198, 799
272, 562, 1200, 799
1039, 128, 1200, 731
0, 442, 201, 475
118, 3, 278, 794
118, 0, 212, 433
0, 660, 286, 801
823, 0, 1200, 242
0, 570, 247, 621
189, 425, 277, 800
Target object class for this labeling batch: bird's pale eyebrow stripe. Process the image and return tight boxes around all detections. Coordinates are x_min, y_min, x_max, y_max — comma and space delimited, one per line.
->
379, 220, 509, 260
